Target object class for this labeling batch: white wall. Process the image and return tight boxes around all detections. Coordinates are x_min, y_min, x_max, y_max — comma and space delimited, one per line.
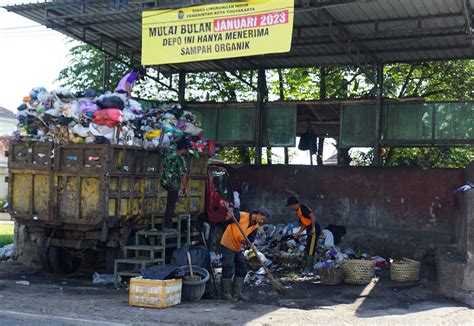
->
0, 118, 16, 136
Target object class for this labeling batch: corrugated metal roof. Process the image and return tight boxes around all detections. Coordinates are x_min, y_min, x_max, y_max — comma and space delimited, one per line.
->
4, 0, 474, 73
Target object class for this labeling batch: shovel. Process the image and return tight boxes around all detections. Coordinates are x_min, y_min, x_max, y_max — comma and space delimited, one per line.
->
230, 214, 286, 295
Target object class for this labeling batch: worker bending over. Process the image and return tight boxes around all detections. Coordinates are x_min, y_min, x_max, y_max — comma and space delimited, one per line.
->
286, 196, 321, 275
220, 206, 271, 301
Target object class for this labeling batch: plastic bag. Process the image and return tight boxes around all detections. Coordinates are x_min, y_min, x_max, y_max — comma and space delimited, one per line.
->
96, 95, 125, 110
71, 124, 92, 138
145, 129, 161, 140
89, 123, 115, 140
29, 87, 47, 100
79, 100, 100, 114
93, 109, 123, 128
92, 272, 120, 285
183, 122, 203, 137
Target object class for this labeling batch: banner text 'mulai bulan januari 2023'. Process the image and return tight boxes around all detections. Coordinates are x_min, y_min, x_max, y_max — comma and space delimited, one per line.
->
141, 0, 295, 65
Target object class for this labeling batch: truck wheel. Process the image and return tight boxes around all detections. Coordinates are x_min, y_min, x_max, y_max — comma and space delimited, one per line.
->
82, 249, 99, 266
36, 236, 53, 273
48, 246, 81, 274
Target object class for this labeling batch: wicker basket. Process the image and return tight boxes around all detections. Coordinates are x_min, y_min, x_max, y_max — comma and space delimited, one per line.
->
343, 260, 376, 285
319, 266, 345, 285
391, 258, 421, 282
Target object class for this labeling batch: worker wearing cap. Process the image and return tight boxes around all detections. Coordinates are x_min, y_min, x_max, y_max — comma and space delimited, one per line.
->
115, 67, 146, 98
220, 206, 271, 301
286, 196, 321, 275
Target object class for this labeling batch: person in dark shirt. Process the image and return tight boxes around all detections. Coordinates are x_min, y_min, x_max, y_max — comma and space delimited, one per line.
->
286, 196, 321, 275
220, 206, 271, 301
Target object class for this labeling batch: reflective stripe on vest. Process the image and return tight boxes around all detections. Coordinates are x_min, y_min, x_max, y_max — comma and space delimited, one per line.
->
297, 206, 312, 227
220, 212, 259, 252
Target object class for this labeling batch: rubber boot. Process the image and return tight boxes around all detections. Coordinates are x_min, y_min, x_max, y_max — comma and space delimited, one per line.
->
302, 255, 314, 276
221, 278, 236, 301
232, 277, 249, 301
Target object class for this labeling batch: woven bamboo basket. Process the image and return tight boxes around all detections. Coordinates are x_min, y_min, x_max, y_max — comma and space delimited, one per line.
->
319, 266, 345, 285
343, 260, 376, 285
391, 258, 421, 282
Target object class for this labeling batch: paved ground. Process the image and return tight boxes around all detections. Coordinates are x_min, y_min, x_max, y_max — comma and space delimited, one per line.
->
0, 261, 472, 325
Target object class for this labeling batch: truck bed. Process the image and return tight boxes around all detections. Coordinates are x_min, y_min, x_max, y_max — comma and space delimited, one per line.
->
8, 141, 207, 231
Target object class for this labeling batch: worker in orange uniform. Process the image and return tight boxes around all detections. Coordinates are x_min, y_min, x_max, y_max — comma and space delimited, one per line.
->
286, 196, 321, 275
220, 206, 271, 301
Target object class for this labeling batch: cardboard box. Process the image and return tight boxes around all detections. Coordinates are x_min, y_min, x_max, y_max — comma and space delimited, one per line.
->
129, 277, 182, 309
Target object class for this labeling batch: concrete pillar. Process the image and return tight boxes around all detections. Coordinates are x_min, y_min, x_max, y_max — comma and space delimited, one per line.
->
462, 189, 474, 291
373, 63, 383, 166
462, 163, 474, 292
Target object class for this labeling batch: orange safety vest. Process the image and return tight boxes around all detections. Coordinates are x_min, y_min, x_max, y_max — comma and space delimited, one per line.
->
221, 212, 259, 252
297, 205, 313, 227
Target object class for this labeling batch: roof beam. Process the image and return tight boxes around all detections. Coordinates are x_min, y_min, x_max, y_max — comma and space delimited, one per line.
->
61, 8, 466, 30
291, 28, 466, 47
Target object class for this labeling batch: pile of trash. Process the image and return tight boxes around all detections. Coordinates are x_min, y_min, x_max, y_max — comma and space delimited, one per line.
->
242, 222, 387, 286
14, 87, 208, 153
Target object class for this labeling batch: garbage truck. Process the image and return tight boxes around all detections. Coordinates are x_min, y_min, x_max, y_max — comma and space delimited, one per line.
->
8, 141, 233, 273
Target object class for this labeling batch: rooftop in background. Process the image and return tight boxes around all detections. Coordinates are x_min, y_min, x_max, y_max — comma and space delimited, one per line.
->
0, 107, 16, 120
4, 0, 474, 73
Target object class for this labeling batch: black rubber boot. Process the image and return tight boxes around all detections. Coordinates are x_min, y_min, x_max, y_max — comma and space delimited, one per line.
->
221, 278, 236, 301
232, 277, 249, 301
302, 255, 314, 276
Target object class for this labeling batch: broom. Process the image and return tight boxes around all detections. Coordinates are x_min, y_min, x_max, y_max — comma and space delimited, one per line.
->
231, 214, 286, 295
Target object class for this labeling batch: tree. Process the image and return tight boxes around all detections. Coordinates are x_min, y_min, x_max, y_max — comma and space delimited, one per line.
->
57, 44, 128, 93
57, 43, 473, 167
353, 147, 474, 169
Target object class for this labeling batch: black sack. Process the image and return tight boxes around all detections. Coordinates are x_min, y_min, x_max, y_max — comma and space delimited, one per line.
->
96, 96, 124, 110
140, 264, 180, 280
298, 127, 317, 154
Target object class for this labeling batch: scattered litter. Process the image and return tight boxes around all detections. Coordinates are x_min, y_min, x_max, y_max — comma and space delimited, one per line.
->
16, 280, 30, 286
93, 272, 120, 285
453, 183, 473, 193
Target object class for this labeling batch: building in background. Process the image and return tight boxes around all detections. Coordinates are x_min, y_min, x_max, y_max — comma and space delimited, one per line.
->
0, 107, 16, 200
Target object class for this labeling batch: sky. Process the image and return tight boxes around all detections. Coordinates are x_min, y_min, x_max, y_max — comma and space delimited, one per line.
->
0, 3, 337, 164
0, 6, 72, 111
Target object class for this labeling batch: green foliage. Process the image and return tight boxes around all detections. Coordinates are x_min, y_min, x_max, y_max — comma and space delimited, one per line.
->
384, 61, 474, 100
187, 72, 256, 102
214, 147, 254, 164
352, 147, 474, 168
57, 44, 128, 92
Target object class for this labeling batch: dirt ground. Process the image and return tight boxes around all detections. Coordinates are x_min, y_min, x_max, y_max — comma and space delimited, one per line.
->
0, 261, 472, 325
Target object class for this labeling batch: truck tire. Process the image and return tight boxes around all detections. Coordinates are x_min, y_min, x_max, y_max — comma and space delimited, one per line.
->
48, 246, 81, 274
36, 236, 53, 273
